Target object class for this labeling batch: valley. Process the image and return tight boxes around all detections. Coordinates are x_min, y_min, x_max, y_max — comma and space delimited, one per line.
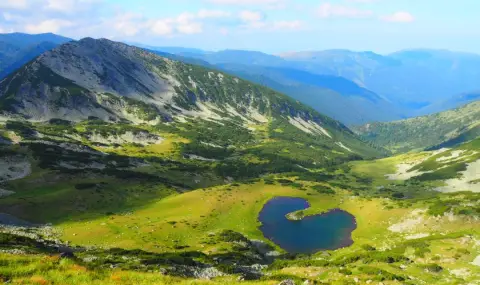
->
0, 36, 479, 285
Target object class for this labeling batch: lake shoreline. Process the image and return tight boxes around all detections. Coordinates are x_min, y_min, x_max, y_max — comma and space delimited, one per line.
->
258, 196, 357, 254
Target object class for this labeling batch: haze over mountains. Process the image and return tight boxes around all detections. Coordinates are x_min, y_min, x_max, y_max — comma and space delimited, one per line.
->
3, 33, 480, 126
122, 45, 480, 124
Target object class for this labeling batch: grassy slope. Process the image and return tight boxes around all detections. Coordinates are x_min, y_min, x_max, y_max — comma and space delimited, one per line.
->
354, 100, 480, 153
1, 120, 479, 284
0, 254, 274, 285
2, 179, 479, 284
352, 137, 480, 188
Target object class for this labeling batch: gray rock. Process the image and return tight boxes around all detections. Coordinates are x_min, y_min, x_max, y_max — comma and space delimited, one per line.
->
279, 280, 296, 285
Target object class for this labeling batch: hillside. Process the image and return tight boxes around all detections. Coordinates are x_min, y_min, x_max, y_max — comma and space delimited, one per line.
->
354, 100, 480, 153
0, 38, 381, 157
0, 33, 72, 79
147, 47, 401, 125
0, 38, 385, 220
215, 63, 402, 125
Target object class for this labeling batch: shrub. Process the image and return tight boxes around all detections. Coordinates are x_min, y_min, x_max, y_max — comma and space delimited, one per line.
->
311, 185, 335, 195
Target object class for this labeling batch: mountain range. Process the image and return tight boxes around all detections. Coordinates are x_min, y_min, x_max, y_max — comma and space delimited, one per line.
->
146, 46, 480, 124
2, 33, 480, 126
0, 37, 382, 158
0, 33, 72, 80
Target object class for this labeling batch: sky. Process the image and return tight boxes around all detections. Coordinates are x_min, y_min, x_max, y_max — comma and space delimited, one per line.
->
0, 0, 479, 54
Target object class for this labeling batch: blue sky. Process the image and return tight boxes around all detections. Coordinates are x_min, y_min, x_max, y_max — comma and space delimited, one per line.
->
0, 0, 479, 54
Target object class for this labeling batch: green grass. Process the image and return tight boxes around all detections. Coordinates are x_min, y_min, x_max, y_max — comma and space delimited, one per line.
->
2, 178, 479, 284
0, 117, 478, 285
0, 253, 278, 285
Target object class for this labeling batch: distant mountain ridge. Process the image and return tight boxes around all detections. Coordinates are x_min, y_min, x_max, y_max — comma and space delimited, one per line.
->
3, 33, 480, 127
213, 63, 401, 125
149, 46, 480, 124
150, 47, 401, 125
282, 49, 480, 112
0, 32, 72, 79
353, 100, 480, 153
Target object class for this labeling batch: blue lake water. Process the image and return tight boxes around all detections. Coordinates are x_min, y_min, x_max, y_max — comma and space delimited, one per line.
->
258, 197, 357, 254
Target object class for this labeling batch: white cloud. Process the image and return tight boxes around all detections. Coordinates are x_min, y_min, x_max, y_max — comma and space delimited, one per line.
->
272, 20, 303, 30
46, 0, 75, 12
150, 20, 174, 36
148, 13, 204, 36
209, 0, 287, 10
175, 13, 204, 34
381, 11, 415, 23
25, 19, 73, 33
2, 12, 22, 22
0, 0, 29, 10
317, 3, 373, 18
1, 2, 301, 39
207, 0, 284, 5
177, 22, 203, 34
347, 0, 377, 3
113, 13, 144, 36
239, 10, 264, 22
45, 0, 101, 13
197, 9, 231, 19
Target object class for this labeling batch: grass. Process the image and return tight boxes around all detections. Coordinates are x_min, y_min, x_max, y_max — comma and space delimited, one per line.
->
350, 151, 430, 184
0, 175, 176, 224
1, 120, 478, 285
93, 133, 190, 159
59, 182, 328, 252
56, 181, 415, 255
2, 179, 479, 284
0, 253, 277, 285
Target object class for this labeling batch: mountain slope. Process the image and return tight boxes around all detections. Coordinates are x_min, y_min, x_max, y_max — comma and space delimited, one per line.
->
354, 100, 480, 153
0, 33, 71, 47
0, 38, 383, 159
148, 47, 401, 125
419, 91, 480, 115
0, 38, 385, 227
0, 32, 72, 79
214, 63, 402, 125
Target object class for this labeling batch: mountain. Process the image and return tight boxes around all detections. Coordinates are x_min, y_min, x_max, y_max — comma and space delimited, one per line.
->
184, 49, 288, 67
0, 37, 384, 224
353, 100, 480, 153
125, 46, 480, 120
0, 33, 71, 48
419, 91, 480, 115
281, 49, 480, 113
214, 63, 402, 125
0, 32, 72, 79
0, 38, 382, 158
126, 43, 208, 56
145, 47, 401, 125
